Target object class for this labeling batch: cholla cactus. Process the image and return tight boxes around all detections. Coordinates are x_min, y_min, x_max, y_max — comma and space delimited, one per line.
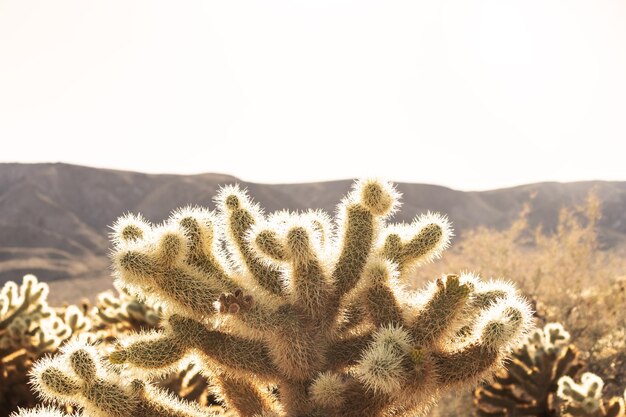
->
474, 322, 582, 417
99, 179, 533, 417
1, 275, 58, 354
0, 275, 92, 355
558, 373, 625, 417
21, 179, 533, 417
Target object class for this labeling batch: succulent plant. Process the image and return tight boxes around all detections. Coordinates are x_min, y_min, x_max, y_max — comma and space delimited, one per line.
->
17, 179, 534, 417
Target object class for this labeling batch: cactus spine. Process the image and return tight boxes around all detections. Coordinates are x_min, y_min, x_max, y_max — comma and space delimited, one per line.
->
19, 179, 533, 417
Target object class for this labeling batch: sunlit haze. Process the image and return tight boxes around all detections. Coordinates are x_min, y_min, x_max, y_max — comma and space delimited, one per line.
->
1, 1, 626, 190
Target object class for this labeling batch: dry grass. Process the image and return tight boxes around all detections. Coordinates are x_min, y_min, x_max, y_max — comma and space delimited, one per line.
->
418, 193, 626, 416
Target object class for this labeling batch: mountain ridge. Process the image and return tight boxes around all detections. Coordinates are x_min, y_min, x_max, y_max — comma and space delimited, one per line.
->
1, 163, 625, 302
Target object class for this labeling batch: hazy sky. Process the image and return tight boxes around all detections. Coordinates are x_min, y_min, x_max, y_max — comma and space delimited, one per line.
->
1, 1, 625, 190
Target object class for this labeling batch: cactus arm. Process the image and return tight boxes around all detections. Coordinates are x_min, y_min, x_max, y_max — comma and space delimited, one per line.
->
335, 378, 390, 417
332, 203, 376, 297
212, 374, 275, 417
278, 379, 312, 416
555, 346, 582, 379
432, 343, 500, 386
365, 283, 404, 327
216, 186, 285, 296
110, 334, 186, 371
380, 213, 451, 277
432, 299, 531, 387
196, 329, 277, 380
254, 229, 289, 262
173, 209, 240, 292
283, 226, 331, 321
603, 398, 625, 417
360, 258, 404, 327
409, 274, 472, 346
10, 405, 79, 417
332, 180, 399, 300
134, 382, 217, 417
0, 298, 30, 331
333, 302, 367, 334
114, 244, 221, 318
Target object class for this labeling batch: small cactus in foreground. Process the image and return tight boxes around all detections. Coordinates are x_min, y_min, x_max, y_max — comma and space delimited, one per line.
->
21, 179, 533, 417
558, 373, 626, 417
25, 337, 210, 417
474, 322, 582, 416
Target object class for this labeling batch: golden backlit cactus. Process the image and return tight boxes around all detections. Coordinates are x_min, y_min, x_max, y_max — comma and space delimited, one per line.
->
1, 275, 58, 354
102, 179, 535, 416
22, 179, 533, 417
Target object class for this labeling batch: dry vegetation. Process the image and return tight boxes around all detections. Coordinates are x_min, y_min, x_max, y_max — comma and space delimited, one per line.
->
420, 193, 626, 416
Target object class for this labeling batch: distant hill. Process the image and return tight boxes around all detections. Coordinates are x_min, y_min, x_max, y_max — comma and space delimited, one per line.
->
1, 163, 625, 302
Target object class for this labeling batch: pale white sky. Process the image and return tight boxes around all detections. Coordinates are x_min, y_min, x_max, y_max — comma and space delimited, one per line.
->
1, 0, 625, 190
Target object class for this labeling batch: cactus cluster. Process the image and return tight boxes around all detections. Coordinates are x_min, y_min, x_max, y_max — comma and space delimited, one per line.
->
1, 275, 69, 354
1, 275, 95, 413
474, 322, 582, 416
93, 285, 162, 335
558, 373, 625, 417
16, 179, 533, 417
0, 274, 196, 416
